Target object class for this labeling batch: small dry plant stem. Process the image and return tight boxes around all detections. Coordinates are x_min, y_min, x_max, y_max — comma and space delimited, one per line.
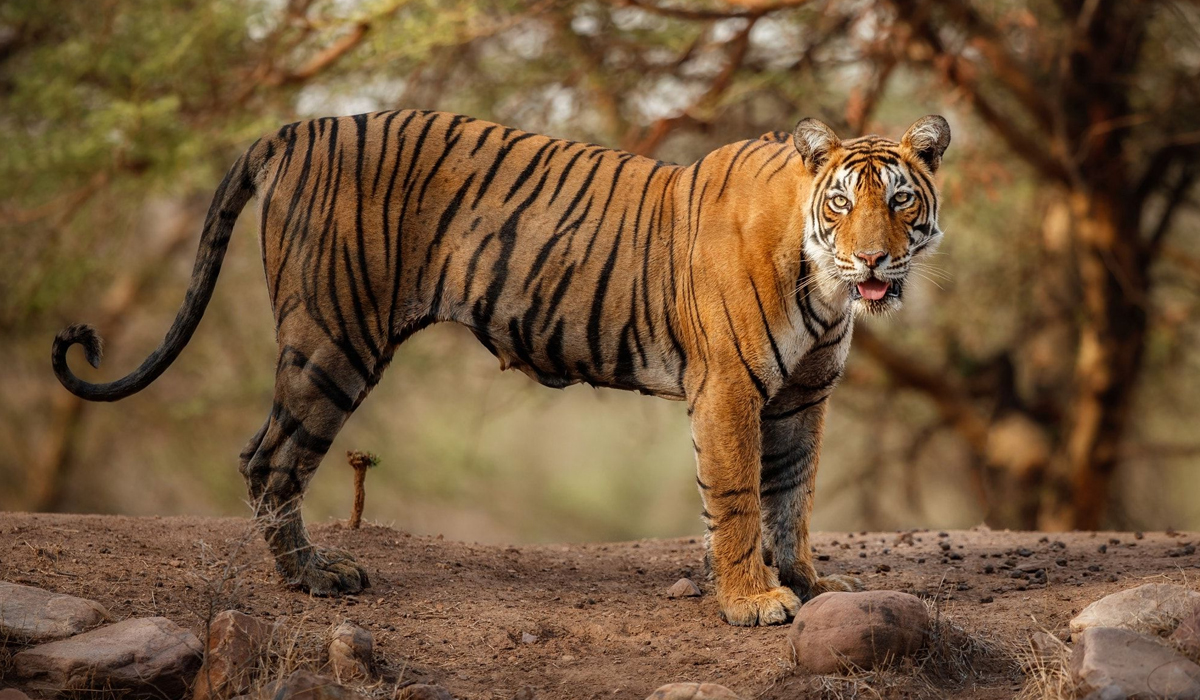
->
346, 450, 379, 529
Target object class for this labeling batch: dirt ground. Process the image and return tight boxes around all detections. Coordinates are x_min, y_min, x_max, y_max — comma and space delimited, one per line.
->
1, 513, 1197, 699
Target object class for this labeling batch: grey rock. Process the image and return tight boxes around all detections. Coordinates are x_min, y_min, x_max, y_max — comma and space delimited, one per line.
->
1028, 630, 1068, 662
327, 620, 373, 681
666, 578, 703, 599
1080, 685, 1128, 700
1071, 627, 1200, 699
14, 616, 202, 698
1169, 603, 1200, 661
0, 689, 33, 700
0, 581, 110, 643
1071, 584, 1200, 636
788, 590, 929, 674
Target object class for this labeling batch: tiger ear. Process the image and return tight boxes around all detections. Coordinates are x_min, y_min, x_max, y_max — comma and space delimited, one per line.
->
902, 115, 951, 173
792, 118, 841, 174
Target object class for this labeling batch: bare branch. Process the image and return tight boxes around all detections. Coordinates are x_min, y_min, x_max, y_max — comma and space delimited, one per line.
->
624, 16, 757, 155
853, 325, 990, 455
1143, 164, 1197, 264
617, 0, 810, 21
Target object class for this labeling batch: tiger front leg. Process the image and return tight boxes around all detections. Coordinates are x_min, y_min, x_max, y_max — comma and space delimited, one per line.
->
760, 387, 861, 601
692, 382, 801, 626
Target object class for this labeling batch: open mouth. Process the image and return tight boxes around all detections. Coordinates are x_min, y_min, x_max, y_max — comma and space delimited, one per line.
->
850, 278, 902, 303
852, 278, 901, 302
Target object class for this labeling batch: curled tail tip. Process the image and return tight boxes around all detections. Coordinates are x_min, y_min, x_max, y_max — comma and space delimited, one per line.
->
54, 323, 104, 368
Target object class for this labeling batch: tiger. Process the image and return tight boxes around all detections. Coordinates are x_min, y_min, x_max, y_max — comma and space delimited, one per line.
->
52, 110, 950, 626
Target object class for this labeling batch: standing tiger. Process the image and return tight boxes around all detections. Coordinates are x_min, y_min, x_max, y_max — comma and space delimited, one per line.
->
52, 111, 950, 626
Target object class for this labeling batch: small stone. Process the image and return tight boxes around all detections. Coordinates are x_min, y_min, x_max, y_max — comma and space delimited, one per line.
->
0, 689, 32, 700
1071, 627, 1200, 698
787, 591, 929, 674
667, 578, 703, 599
645, 682, 740, 699
521, 632, 538, 644
14, 616, 202, 698
1170, 604, 1200, 660
263, 670, 372, 699
192, 610, 274, 700
395, 683, 456, 700
0, 581, 111, 643
512, 687, 536, 700
1071, 584, 1200, 635
327, 620, 373, 681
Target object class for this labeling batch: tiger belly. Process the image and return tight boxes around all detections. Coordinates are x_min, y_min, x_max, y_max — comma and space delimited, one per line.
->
464, 316, 687, 399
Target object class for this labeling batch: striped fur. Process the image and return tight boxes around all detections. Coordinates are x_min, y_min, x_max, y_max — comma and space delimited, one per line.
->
52, 111, 950, 626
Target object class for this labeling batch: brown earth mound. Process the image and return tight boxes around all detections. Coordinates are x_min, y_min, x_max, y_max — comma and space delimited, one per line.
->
1, 513, 1197, 699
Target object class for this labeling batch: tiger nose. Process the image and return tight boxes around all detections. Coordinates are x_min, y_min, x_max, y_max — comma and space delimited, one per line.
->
855, 250, 887, 268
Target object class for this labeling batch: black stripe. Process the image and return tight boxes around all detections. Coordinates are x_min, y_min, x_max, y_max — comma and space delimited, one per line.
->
762, 394, 828, 421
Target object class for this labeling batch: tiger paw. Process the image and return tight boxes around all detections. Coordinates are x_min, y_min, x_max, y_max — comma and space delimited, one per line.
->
289, 547, 369, 596
812, 573, 863, 595
719, 586, 801, 626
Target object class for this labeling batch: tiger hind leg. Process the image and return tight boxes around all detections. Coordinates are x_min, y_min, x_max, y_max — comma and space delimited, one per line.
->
240, 338, 381, 595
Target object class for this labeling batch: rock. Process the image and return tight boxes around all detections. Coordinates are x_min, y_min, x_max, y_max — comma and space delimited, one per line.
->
1028, 631, 1068, 663
263, 670, 371, 700
645, 682, 740, 699
1071, 627, 1200, 699
193, 610, 274, 700
1170, 604, 1200, 661
0, 689, 32, 700
1070, 584, 1200, 636
13, 616, 202, 698
666, 578, 703, 599
0, 581, 111, 643
520, 632, 538, 644
511, 686, 536, 700
394, 684, 456, 700
327, 620, 373, 681
787, 591, 929, 674
1080, 686, 1129, 700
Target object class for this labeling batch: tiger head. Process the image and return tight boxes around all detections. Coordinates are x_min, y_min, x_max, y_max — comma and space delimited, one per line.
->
793, 116, 951, 316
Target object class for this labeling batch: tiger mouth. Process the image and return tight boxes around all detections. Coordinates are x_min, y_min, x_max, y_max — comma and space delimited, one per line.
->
850, 278, 902, 302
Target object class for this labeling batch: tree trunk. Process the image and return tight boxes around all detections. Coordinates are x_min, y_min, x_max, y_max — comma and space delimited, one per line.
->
1056, 191, 1149, 529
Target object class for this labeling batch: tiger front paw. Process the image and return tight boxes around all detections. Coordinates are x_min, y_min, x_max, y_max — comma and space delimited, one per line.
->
719, 586, 801, 626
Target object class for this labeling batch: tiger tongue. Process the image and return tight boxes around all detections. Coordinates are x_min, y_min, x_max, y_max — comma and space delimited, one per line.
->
857, 279, 891, 301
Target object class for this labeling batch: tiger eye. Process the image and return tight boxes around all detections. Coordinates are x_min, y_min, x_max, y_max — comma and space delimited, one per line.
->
831, 194, 849, 209
893, 191, 912, 206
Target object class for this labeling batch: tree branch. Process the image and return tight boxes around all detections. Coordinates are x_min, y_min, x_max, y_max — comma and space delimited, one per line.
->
623, 15, 758, 156
1143, 164, 1198, 264
618, 0, 810, 21
853, 325, 991, 454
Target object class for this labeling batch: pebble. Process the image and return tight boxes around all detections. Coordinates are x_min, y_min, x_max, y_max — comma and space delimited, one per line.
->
666, 578, 703, 599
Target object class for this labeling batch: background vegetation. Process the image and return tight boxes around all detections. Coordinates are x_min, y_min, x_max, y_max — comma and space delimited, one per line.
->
2, 0, 1198, 542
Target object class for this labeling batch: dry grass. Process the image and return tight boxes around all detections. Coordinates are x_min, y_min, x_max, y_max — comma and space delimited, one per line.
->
1015, 632, 1076, 700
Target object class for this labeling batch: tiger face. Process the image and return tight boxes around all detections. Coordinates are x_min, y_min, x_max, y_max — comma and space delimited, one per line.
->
794, 116, 951, 315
